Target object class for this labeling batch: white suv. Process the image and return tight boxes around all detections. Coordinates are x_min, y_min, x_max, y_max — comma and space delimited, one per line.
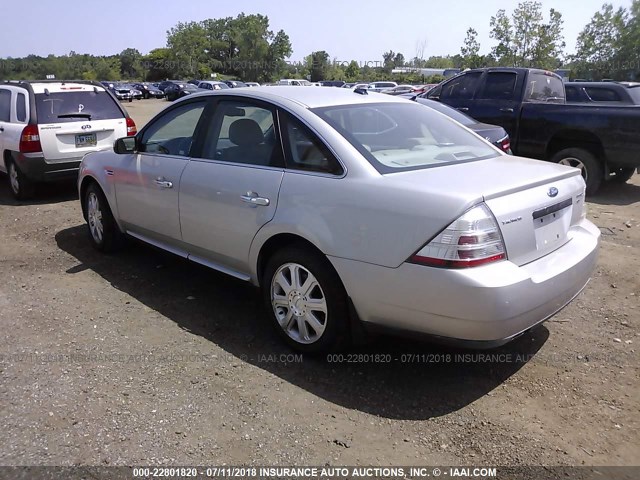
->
0, 81, 136, 199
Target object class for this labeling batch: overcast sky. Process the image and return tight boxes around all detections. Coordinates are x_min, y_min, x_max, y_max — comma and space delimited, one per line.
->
0, 0, 631, 61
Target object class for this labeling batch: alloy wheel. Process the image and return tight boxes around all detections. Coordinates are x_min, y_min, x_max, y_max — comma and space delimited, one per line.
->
87, 192, 104, 244
8, 163, 20, 195
558, 157, 588, 182
271, 263, 328, 344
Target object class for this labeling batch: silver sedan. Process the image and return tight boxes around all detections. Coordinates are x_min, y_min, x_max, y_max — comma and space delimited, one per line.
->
78, 87, 600, 352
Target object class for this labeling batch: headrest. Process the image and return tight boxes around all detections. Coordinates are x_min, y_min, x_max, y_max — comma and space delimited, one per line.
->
229, 119, 264, 147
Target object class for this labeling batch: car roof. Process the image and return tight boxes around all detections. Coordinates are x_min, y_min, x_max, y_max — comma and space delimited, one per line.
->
193, 86, 411, 108
28, 82, 107, 94
565, 81, 638, 89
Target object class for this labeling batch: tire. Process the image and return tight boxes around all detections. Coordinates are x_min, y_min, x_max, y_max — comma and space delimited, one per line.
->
6, 158, 35, 200
262, 246, 350, 354
550, 148, 603, 195
609, 167, 636, 184
84, 182, 124, 253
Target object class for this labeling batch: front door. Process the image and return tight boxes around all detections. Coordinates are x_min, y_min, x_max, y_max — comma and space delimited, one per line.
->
114, 99, 208, 245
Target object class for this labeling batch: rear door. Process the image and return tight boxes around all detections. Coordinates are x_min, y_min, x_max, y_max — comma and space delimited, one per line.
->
34, 86, 127, 161
179, 98, 285, 275
469, 70, 523, 141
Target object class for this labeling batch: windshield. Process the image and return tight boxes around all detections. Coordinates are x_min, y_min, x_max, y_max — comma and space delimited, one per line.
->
35, 91, 123, 123
313, 103, 499, 173
416, 98, 474, 126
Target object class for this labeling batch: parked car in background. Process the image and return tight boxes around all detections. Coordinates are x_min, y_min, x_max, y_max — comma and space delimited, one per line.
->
131, 82, 164, 99
564, 81, 640, 105
414, 98, 511, 153
0, 80, 136, 199
223, 80, 249, 88
245, 82, 261, 87
426, 68, 640, 193
198, 81, 230, 91
367, 81, 398, 92
121, 84, 143, 100
77, 86, 598, 353
187, 80, 202, 86
157, 80, 186, 92
382, 85, 418, 95
104, 83, 132, 102
277, 79, 311, 86
165, 83, 200, 101
320, 81, 346, 87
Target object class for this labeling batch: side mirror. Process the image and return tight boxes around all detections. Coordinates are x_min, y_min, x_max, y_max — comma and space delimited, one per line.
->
114, 136, 137, 154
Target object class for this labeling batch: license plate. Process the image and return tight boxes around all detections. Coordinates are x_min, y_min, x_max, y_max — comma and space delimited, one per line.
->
75, 133, 96, 148
533, 198, 572, 250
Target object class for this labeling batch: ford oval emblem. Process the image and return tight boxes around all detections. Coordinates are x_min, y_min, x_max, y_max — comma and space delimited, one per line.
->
548, 187, 559, 198
81, 124, 92, 130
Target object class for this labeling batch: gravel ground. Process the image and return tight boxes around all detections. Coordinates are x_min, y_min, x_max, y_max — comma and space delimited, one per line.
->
0, 98, 638, 468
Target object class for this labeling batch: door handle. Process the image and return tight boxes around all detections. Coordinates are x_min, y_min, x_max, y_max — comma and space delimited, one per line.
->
241, 192, 270, 207
0, 126, 4, 132
500, 108, 514, 113
154, 177, 173, 189
457, 107, 469, 112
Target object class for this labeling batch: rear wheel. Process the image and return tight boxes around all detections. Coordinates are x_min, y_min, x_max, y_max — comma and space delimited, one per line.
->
609, 167, 636, 184
262, 246, 350, 353
6, 159, 35, 200
84, 182, 124, 252
551, 148, 603, 195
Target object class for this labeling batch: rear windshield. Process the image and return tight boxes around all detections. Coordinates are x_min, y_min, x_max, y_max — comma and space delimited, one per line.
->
313, 102, 499, 174
524, 72, 565, 103
35, 91, 123, 123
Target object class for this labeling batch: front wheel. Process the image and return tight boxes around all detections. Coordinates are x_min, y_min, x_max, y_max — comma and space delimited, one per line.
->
6, 159, 35, 200
84, 182, 124, 252
551, 148, 603, 195
262, 247, 350, 353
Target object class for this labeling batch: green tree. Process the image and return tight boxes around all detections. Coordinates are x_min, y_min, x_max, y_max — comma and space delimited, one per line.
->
307, 50, 330, 81
460, 28, 483, 68
119, 48, 142, 79
490, 2, 565, 68
345, 60, 361, 81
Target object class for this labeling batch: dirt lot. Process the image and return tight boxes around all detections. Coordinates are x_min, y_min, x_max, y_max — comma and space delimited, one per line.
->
0, 98, 638, 468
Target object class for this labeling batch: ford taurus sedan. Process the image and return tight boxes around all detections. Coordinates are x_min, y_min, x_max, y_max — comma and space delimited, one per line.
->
77, 87, 600, 353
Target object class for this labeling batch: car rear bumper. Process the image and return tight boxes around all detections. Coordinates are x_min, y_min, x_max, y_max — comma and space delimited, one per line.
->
13, 153, 81, 181
329, 219, 600, 345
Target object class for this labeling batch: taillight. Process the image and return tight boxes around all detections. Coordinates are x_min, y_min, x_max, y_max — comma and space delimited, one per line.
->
410, 204, 506, 268
19, 125, 42, 154
126, 117, 137, 136
498, 135, 511, 153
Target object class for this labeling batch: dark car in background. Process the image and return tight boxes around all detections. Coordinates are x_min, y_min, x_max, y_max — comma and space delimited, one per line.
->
320, 80, 346, 87
165, 82, 200, 101
414, 98, 511, 153
131, 82, 164, 99
157, 80, 186, 92
222, 80, 249, 88
565, 81, 640, 105
108, 83, 133, 102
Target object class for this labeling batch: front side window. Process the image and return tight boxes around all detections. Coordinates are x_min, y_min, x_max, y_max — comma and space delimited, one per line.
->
0, 89, 11, 122
140, 101, 206, 156
480, 72, 517, 100
200, 100, 283, 167
280, 112, 343, 175
440, 72, 482, 100
314, 102, 499, 174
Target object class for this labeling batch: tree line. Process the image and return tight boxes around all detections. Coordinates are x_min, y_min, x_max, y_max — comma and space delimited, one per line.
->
1, 2, 638, 83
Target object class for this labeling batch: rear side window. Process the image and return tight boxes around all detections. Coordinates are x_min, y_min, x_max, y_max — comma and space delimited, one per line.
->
35, 91, 123, 124
0, 89, 10, 122
585, 87, 621, 102
440, 72, 482, 100
565, 86, 581, 102
16, 92, 27, 122
524, 73, 565, 103
480, 72, 517, 100
281, 112, 343, 175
